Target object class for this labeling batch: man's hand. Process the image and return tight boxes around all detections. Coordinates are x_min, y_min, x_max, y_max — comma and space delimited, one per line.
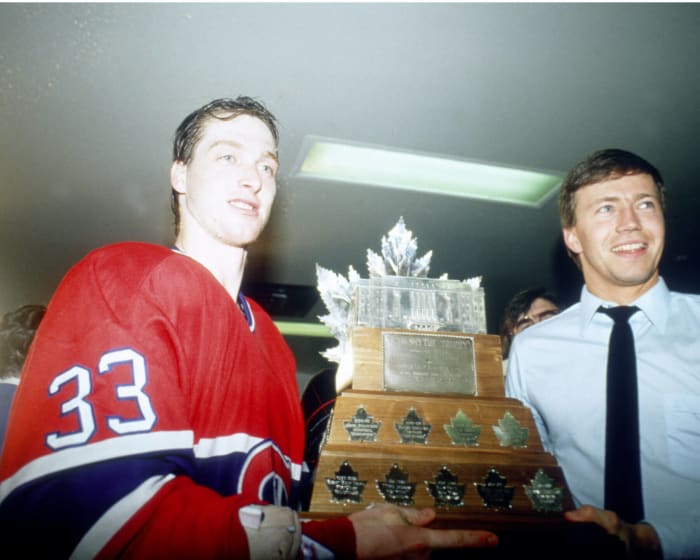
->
349, 503, 498, 559
565, 505, 662, 559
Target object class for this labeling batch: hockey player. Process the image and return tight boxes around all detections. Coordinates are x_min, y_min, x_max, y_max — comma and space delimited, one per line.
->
0, 97, 498, 558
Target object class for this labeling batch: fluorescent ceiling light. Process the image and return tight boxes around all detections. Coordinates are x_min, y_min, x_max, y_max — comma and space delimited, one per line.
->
274, 321, 333, 338
293, 137, 562, 207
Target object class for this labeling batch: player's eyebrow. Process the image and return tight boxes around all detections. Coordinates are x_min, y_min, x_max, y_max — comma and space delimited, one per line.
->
208, 139, 279, 164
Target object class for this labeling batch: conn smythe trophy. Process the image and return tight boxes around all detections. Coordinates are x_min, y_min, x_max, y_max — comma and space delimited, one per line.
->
307, 218, 578, 535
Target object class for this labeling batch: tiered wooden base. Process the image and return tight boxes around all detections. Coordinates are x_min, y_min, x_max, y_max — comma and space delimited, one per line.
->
305, 328, 623, 556
308, 389, 574, 518
306, 388, 622, 558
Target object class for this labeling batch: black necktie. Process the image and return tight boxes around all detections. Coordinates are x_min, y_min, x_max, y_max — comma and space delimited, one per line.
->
598, 305, 644, 523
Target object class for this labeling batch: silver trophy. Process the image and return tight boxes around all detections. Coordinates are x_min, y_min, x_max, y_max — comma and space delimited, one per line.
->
316, 217, 485, 391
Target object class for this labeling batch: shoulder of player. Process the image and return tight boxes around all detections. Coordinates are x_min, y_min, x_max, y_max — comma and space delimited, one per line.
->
73, 242, 210, 280
58, 242, 211, 297
71, 242, 171, 269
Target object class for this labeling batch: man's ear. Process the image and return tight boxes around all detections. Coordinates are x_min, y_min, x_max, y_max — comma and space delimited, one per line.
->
563, 227, 582, 256
170, 161, 187, 194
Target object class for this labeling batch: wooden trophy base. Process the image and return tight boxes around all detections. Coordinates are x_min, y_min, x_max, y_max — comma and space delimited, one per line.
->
308, 389, 574, 517
305, 387, 623, 558
305, 328, 624, 556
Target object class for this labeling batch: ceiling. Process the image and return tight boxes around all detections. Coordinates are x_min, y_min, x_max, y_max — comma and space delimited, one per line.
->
2, 3, 699, 380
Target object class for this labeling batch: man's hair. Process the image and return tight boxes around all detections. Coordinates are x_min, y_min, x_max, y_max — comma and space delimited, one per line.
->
170, 96, 279, 233
499, 287, 559, 358
558, 148, 666, 229
0, 304, 46, 379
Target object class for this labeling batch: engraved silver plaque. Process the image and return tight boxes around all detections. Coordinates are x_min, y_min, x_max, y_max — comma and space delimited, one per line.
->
475, 468, 514, 510
524, 469, 564, 512
395, 408, 431, 444
426, 465, 466, 507
444, 409, 481, 447
492, 411, 529, 448
382, 332, 477, 395
376, 464, 416, 506
343, 406, 381, 442
325, 461, 367, 504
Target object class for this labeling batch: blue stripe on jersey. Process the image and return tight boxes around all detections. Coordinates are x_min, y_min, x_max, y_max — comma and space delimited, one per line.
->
0, 430, 193, 501
194, 432, 303, 480
0, 452, 192, 557
194, 437, 303, 506
0, 430, 306, 556
74, 474, 175, 558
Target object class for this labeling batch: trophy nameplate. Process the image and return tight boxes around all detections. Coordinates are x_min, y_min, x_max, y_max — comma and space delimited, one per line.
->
383, 332, 476, 395
351, 328, 504, 398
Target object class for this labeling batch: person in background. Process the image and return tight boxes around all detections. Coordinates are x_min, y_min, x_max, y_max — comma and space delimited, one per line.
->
506, 148, 700, 558
299, 366, 337, 511
498, 287, 560, 373
0, 96, 497, 559
0, 303, 46, 450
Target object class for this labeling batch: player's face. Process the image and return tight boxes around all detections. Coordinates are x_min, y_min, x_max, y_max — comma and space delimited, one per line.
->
563, 173, 665, 301
172, 114, 279, 249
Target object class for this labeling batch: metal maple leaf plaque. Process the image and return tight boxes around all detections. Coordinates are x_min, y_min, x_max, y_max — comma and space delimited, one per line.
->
444, 409, 481, 447
376, 464, 416, 506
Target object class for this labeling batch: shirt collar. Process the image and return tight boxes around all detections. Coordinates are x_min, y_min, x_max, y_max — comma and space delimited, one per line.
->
579, 277, 670, 333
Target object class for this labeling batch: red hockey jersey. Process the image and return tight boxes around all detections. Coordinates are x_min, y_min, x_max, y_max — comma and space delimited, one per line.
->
0, 242, 354, 558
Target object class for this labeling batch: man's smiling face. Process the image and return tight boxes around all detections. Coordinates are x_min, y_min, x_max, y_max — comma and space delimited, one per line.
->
563, 172, 665, 302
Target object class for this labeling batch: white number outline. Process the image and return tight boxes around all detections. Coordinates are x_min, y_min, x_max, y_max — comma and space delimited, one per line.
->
46, 366, 95, 449
99, 348, 156, 434
45, 348, 156, 450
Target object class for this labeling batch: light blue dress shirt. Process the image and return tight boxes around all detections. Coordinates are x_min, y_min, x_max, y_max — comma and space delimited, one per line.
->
506, 278, 700, 559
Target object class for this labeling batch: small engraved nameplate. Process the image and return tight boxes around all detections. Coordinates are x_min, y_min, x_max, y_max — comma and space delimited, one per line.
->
475, 468, 514, 510
395, 408, 431, 444
524, 469, 564, 512
382, 332, 477, 395
444, 409, 481, 447
376, 464, 416, 506
492, 411, 529, 448
426, 465, 466, 507
325, 461, 367, 504
344, 406, 381, 442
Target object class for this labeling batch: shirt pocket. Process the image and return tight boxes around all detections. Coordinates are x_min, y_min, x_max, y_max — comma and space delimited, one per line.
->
664, 394, 700, 481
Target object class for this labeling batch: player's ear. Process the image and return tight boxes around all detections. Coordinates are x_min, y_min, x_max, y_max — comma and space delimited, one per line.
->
563, 227, 582, 256
170, 161, 187, 194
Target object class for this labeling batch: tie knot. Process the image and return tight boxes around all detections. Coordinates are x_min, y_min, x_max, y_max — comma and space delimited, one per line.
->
598, 305, 639, 324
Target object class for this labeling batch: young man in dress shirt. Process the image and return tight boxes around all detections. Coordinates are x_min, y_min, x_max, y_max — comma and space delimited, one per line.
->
506, 148, 700, 559
0, 96, 498, 559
